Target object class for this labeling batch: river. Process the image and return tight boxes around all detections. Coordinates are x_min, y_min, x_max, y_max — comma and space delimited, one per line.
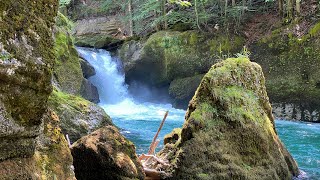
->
77, 47, 320, 179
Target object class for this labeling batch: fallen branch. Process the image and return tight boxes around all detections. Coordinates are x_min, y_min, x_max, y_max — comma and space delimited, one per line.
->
148, 111, 169, 155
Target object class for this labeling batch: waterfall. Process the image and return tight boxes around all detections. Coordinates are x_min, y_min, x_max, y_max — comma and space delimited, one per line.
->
76, 47, 185, 153
77, 47, 128, 104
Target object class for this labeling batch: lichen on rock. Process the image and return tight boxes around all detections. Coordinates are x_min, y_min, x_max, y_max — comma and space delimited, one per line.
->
158, 57, 299, 179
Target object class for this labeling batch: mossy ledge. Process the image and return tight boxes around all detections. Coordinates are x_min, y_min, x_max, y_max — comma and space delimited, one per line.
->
158, 57, 299, 180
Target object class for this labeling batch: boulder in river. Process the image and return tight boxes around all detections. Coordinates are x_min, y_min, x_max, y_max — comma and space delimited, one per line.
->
158, 57, 299, 179
71, 125, 145, 180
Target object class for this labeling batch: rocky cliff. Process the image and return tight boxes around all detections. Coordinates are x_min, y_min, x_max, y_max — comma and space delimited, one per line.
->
158, 57, 299, 179
0, 0, 75, 179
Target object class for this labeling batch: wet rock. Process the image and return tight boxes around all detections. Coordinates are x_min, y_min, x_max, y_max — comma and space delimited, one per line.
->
159, 58, 299, 179
71, 125, 145, 180
80, 58, 96, 78
80, 78, 100, 103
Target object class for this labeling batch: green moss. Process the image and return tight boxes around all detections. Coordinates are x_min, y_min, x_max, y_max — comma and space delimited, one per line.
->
309, 21, 320, 37
129, 31, 245, 85
54, 14, 83, 95
0, 0, 58, 126
253, 22, 320, 118
75, 34, 121, 48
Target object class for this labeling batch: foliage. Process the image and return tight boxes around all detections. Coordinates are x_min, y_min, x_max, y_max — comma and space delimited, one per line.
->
59, 0, 71, 7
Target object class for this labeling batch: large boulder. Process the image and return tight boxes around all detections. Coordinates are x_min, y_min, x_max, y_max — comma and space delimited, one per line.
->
0, 0, 57, 160
71, 126, 145, 180
250, 21, 320, 122
48, 89, 112, 143
119, 31, 245, 87
158, 58, 299, 179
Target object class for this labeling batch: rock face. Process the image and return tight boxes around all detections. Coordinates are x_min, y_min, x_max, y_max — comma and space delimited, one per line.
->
169, 74, 204, 109
80, 58, 96, 78
80, 78, 100, 103
48, 90, 112, 143
54, 12, 84, 95
0, 109, 76, 179
0, 0, 57, 160
119, 31, 244, 87
159, 58, 299, 179
0, 1, 75, 179
251, 21, 320, 122
54, 12, 100, 103
74, 17, 124, 49
71, 126, 145, 180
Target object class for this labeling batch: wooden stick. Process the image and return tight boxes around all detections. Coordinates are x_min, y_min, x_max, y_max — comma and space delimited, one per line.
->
66, 134, 71, 148
147, 111, 169, 155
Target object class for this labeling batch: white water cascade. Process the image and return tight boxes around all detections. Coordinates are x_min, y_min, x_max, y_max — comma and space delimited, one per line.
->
76, 47, 185, 153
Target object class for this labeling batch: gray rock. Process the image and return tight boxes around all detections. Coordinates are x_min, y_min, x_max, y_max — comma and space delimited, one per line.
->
79, 58, 96, 78
80, 78, 100, 103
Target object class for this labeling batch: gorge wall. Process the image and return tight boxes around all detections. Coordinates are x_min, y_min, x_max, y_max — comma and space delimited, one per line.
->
0, 0, 75, 179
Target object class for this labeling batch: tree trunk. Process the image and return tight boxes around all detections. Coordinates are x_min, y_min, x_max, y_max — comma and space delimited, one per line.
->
128, 0, 133, 36
161, 0, 167, 30
242, 0, 246, 15
287, 0, 294, 19
232, 0, 235, 6
296, 0, 301, 16
278, 0, 284, 17
225, 0, 228, 18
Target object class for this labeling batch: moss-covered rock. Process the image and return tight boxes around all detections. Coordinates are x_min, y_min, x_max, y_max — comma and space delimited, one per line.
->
157, 58, 298, 179
48, 89, 112, 142
120, 31, 244, 87
0, 109, 76, 179
251, 21, 320, 122
0, 0, 58, 160
169, 74, 204, 109
71, 125, 145, 180
54, 12, 84, 95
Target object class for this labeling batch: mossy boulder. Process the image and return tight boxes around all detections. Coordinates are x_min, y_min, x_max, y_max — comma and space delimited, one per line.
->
169, 74, 204, 109
251, 21, 320, 121
120, 31, 245, 87
48, 89, 112, 143
54, 12, 84, 95
0, 0, 58, 160
158, 58, 299, 179
71, 126, 145, 180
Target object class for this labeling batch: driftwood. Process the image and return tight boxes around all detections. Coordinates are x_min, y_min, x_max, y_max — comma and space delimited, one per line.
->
139, 111, 169, 180
148, 111, 169, 155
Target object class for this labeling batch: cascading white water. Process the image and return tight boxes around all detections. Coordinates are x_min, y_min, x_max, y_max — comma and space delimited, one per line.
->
76, 47, 186, 153
77, 47, 128, 104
